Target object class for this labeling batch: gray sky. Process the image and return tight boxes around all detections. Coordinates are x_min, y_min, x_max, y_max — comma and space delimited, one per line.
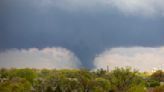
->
1, 0, 164, 69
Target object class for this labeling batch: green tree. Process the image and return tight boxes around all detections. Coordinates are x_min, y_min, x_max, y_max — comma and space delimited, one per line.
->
12, 69, 37, 83
0, 78, 31, 92
107, 67, 145, 92
95, 68, 107, 77
149, 85, 164, 92
76, 69, 97, 92
128, 84, 146, 92
0, 68, 9, 78
151, 70, 164, 82
94, 78, 111, 92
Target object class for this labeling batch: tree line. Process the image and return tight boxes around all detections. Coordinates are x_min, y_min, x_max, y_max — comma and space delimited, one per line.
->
0, 67, 164, 92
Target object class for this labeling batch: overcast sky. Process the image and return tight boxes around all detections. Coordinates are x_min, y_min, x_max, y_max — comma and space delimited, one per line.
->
0, 0, 164, 71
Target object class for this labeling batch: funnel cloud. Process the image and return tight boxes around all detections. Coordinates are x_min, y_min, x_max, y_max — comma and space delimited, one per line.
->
1, 0, 164, 70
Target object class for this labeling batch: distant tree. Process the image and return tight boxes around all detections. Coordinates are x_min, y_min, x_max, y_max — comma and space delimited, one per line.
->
46, 86, 54, 92
149, 85, 164, 92
76, 69, 96, 92
128, 84, 146, 92
0, 68, 9, 78
151, 70, 164, 82
0, 68, 153, 92
12, 69, 37, 83
107, 67, 145, 92
55, 85, 62, 92
33, 78, 46, 92
146, 80, 160, 87
94, 78, 111, 92
0, 78, 31, 92
39, 69, 51, 78
95, 68, 107, 77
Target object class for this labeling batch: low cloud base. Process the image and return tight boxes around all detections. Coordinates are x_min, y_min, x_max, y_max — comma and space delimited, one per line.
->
94, 47, 164, 72
0, 47, 81, 69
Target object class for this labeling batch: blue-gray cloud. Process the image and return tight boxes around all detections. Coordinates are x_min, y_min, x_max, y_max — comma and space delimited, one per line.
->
34, 0, 164, 16
1, 0, 164, 68
2, 0, 164, 16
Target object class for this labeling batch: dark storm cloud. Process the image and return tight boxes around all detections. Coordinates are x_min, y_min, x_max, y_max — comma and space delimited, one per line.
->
1, 0, 164, 68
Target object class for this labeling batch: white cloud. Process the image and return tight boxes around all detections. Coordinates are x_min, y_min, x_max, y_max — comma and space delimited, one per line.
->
0, 47, 81, 69
93, 47, 164, 72
110, 0, 164, 16
35, 0, 164, 16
